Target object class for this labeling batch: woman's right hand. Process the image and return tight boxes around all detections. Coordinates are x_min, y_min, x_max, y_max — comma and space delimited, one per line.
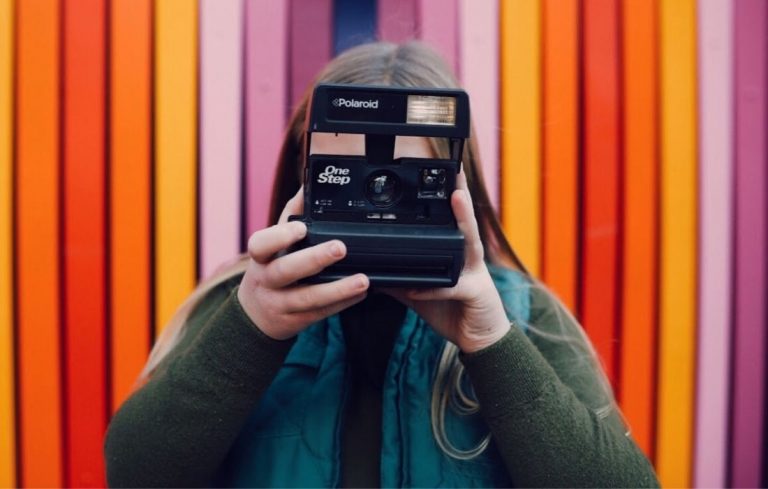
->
236, 188, 370, 340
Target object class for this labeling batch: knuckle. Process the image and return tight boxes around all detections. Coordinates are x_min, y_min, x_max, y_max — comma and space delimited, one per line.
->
247, 232, 262, 256
298, 288, 320, 310
264, 259, 285, 286
312, 248, 330, 269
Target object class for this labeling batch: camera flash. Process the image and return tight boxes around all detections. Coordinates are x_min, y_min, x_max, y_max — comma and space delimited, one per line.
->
406, 95, 456, 126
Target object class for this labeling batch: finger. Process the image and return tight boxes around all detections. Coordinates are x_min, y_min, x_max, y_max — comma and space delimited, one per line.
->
262, 239, 347, 288
452, 188, 484, 267
291, 291, 369, 325
456, 168, 469, 192
281, 274, 369, 313
278, 186, 304, 224
247, 221, 308, 264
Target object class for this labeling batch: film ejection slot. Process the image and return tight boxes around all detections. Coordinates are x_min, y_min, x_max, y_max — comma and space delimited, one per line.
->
366, 212, 382, 220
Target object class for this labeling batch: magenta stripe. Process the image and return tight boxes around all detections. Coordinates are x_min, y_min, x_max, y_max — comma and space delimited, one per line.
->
199, 0, 244, 278
418, 0, 459, 75
245, 0, 289, 233
693, 0, 733, 486
289, 0, 333, 111
731, 0, 767, 486
378, 0, 418, 42
458, 0, 499, 207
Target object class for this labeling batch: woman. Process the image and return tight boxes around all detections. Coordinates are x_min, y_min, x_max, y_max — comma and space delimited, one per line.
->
104, 42, 659, 488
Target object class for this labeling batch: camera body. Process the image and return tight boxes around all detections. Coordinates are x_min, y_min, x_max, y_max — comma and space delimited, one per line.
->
289, 83, 470, 287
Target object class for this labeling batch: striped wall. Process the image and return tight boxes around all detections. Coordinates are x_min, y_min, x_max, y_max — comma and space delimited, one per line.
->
1, 0, 766, 487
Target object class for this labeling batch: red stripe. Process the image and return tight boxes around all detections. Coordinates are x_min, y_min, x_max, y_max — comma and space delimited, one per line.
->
580, 0, 622, 388
62, 0, 107, 485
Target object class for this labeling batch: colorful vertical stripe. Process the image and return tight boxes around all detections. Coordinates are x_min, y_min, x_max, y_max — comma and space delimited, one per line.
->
458, 0, 499, 207
541, 0, 578, 311
620, 0, 658, 459
656, 0, 698, 486
110, 0, 153, 411
154, 0, 198, 333
580, 0, 621, 387
199, 0, 244, 277
418, 0, 458, 76
289, 0, 333, 111
15, 0, 63, 486
62, 0, 107, 485
500, 0, 541, 276
334, 0, 376, 55
730, 1, 767, 487
378, 0, 418, 43
0, 0, 14, 486
245, 0, 289, 233
694, 0, 733, 486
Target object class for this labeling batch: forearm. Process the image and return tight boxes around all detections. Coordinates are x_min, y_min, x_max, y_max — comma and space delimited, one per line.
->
461, 327, 660, 488
104, 287, 294, 487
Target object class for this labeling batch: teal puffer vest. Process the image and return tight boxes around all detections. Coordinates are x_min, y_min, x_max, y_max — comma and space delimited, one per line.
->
214, 266, 531, 488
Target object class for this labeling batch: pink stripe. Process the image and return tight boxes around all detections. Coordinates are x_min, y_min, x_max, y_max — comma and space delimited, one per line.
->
418, 0, 459, 75
289, 0, 332, 111
458, 0, 498, 207
245, 0, 289, 233
378, 0, 418, 42
731, 0, 767, 487
693, 0, 733, 486
199, 0, 244, 278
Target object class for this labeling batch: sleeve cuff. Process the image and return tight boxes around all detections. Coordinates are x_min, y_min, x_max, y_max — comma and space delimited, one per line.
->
459, 325, 562, 418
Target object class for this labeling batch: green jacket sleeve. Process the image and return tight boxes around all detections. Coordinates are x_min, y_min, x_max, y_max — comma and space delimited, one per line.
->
103, 278, 295, 488
460, 285, 660, 488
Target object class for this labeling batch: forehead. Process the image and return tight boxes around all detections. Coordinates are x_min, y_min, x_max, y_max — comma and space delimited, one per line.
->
309, 132, 433, 159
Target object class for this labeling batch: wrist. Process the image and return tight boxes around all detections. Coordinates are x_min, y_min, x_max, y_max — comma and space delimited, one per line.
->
457, 322, 511, 354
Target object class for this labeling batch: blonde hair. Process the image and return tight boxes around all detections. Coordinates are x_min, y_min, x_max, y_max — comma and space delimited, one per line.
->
139, 41, 628, 460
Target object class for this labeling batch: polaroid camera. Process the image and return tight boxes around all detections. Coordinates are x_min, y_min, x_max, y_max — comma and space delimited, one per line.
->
289, 83, 470, 287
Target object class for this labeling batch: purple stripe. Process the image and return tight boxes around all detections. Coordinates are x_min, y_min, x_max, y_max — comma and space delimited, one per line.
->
694, 0, 733, 486
418, 0, 459, 76
289, 0, 333, 111
458, 0, 499, 207
245, 0, 289, 233
378, 0, 418, 42
731, 0, 767, 486
199, 0, 244, 277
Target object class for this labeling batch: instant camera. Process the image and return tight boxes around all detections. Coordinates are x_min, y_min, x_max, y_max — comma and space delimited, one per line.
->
289, 83, 470, 287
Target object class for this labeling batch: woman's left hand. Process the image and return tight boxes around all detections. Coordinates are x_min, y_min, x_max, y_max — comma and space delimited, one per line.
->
383, 171, 511, 354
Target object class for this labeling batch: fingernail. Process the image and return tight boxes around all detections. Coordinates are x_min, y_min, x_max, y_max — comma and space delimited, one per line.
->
356, 275, 369, 290
330, 241, 344, 257
294, 221, 307, 238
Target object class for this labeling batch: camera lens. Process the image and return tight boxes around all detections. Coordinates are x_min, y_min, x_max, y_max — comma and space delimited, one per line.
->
365, 170, 401, 207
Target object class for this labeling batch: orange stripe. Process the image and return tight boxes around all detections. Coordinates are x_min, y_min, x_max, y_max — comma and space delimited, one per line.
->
499, 0, 541, 276
541, 0, 578, 310
110, 0, 152, 411
0, 0, 15, 485
62, 1, 107, 485
154, 0, 198, 333
655, 0, 698, 484
15, 0, 63, 485
580, 0, 621, 387
619, 0, 658, 460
